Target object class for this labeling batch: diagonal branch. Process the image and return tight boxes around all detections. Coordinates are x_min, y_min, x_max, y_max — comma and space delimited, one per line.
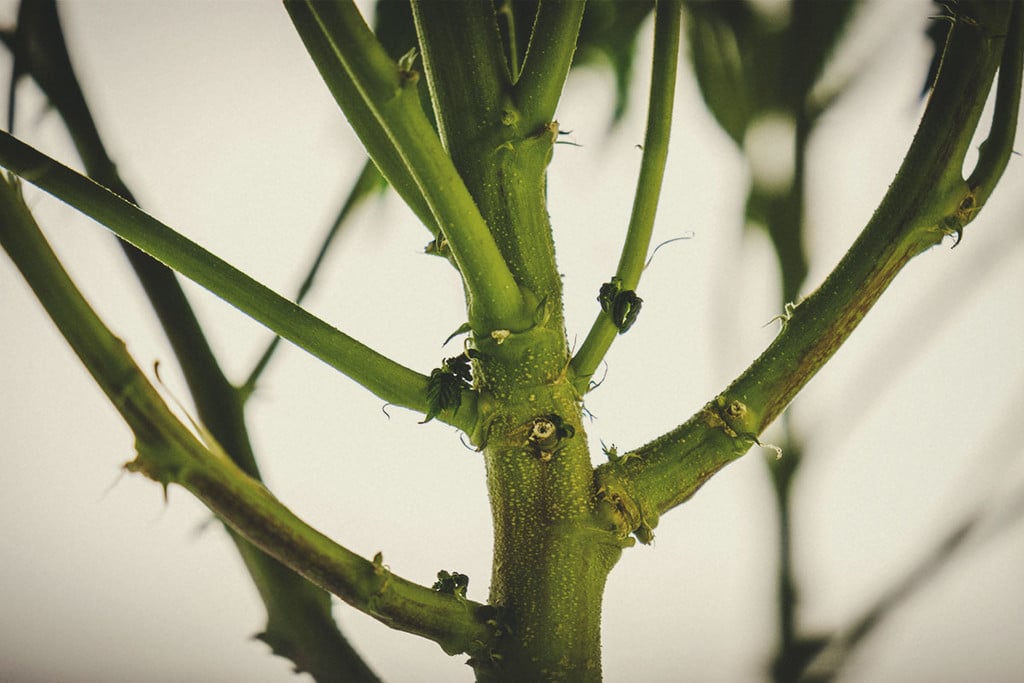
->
0, 131, 477, 433
285, 0, 440, 241
3, 4, 383, 678
593, 0, 1020, 542
0, 176, 495, 658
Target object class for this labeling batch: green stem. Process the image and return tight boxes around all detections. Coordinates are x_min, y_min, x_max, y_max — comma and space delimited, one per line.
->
4, 5, 382, 678
593, 0, 1018, 540
0, 177, 494, 659
285, 0, 441, 239
290, 0, 527, 330
967, 0, 1023, 207
494, 0, 522, 79
571, 0, 681, 389
5, 0, 262, 477
473, 372, 623, 680
0, 132, 479, 431
411, 0, 510, 152
514, 0, 586, 130
411, 0, 567, 323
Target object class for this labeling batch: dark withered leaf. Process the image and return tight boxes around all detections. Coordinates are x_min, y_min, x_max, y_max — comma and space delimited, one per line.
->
598, 279, 620, 313
444, 353, 474, 387
423, 368, 463, 423
432, 570, 469, 599
611, 290, 642, 334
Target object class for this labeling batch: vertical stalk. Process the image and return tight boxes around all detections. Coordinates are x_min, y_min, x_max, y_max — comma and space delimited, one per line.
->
474, 364, 624, 680
412, 6, 632, 675
571, 0, 682, 388
412, 0, 565, 321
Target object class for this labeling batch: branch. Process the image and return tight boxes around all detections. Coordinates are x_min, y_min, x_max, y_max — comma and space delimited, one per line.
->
0, 177, 495, 658
514, 0, 586, 130
411, 0, 510, 152
287, 0, 528, 331
571, 0, 682, 389
4, 0, 263, 475
593, 0, 1020, 542
3, 4, 382, 678
967, 0, 1024, 207
285, 0, 440, 240
0, 132, 478, 432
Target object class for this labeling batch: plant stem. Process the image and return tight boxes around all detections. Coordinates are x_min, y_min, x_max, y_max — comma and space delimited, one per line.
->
0, 132, 479, 429
0, 176, 494, 659
514, 0, 586, 130
967, 0, 1023, 206
412, 0, 566, 323
411, 0, 510, 152
285, 0, 441, 240
471, 357, 624, 680
3, 5, 383, 678
571, 0, 682, 389
594, 0, 1019, 540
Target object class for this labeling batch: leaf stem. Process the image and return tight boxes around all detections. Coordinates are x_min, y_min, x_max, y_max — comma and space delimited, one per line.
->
571, 0, 681, 388
285, 0, 440, 240
967, 0, 1023, 207
0, 177, 494, 657
594, 0, 1019, 539
0, 132, 477, 431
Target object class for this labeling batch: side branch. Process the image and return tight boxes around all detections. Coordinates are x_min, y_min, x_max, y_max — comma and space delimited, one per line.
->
285, 0, 440, 240
571, 0, 682, 388
0, 178, 495, 657
0, 133, 476, 431
594, 0, 1019, 540
4, 5, 383, 676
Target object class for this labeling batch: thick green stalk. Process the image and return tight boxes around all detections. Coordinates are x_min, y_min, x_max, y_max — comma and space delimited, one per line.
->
411, 0, 510, 152
594, 0, 1019, 540
0, 176, 494, 659
412, 3, 631, 676
571, 0, 682, 388
472, 328, 625, 681
0, 132, 481, 430
290, 0, 528, 331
